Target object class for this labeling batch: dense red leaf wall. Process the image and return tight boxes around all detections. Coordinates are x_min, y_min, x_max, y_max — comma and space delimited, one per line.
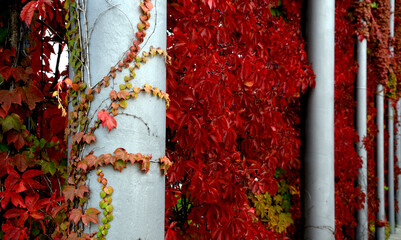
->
165, 0, 314, 238
0, 1, 68, 239
334, 1, 364, 238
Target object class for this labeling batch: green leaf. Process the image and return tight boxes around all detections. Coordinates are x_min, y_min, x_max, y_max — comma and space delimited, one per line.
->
113, 159, 126, 172
0, 28, 8, 44
1, 113, 22, 132
119, 100, 128, 109
32, 228, 40, 236
105, 205, 113, 213
119, 84, 126, 90
0, 143, 7, 152
40, 160, 57, 175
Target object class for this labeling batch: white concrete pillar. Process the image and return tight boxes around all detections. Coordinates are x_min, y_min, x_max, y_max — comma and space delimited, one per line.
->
81, 0, 166, 239
356, 36, 368, 239
376, 84, 385, 239
303, 0, 335, 239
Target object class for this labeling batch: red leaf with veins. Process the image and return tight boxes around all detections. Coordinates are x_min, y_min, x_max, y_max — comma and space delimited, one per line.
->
82, 208, 100, 226
20, 1, 37, 25
97, 110, 117, 132
69, 209, 82, 225
7, 131, 26, 152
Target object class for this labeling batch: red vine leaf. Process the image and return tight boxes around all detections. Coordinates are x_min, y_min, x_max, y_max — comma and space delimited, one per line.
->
63, 185, 76, 202
7, 131, 26, 151
100, 153, 115, 165
141, 158, 150, 174
84, 153, 98, 168
20, 1, 37, 25
74, 132, 84, 143
77, 161, 88, 172
114, 148, 128, 161
69, 209, 82, 225
21, 85, 44, 110
0, 90, 21, 118
83, 133, 96, 145
117, 90, 129, 99
13, 154, 28, 172
75, 184, 89, 199
113, 159, 126, 172
97, 110, 117, 132
159, 156, 172, 175
82, 208, 100, 226
110, 90, 117, 100
4, 208, 26, 219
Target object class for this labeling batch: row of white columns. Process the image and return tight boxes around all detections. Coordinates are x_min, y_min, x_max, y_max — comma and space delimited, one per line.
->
304, 0, 398, 239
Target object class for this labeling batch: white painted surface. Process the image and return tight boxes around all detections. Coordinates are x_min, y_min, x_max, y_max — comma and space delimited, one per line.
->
81, 0, 166, 239
356, 37, 368, 240
303, 0, 335, 239
376, 84, 385, 239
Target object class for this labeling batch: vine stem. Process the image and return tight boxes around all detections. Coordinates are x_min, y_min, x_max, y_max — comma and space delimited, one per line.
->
79, 0, 92, 89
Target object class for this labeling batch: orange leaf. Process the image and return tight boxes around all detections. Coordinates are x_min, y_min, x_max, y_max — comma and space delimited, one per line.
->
243, 80, 254, 87
83, 133, 96, 145
84, 153, 98, 168
100, 153, 115, 165
74, 132, 84, 143
75, 184, 89, 199
82, 208, 100, 226
63, 185, 76, 202
110, 90, 117, 100
113, 159, 126, 172
65, 78, 72, 86
143, 84, 152, 94
69, 209, 82, 225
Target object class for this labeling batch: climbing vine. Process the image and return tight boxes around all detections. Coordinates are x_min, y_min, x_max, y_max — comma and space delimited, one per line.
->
55, 0, 172, 239
0, 0, 171, 239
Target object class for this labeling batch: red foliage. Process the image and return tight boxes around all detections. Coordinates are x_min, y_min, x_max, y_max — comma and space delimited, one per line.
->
0, 0, 68, 239
334, 2, 365, 239
165, 0, 314, 238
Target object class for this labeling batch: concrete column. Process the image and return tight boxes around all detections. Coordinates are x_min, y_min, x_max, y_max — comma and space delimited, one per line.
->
356, 36, 368, 239
388, 101, 395, 234
81, 0, 166, 239
388, 0, 396, 233
396, 100, 401, 224
376, 84, 385, 239
303, 0, 335, 239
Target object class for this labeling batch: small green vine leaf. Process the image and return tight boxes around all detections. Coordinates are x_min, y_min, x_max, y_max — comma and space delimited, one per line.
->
119, 100, 128, 109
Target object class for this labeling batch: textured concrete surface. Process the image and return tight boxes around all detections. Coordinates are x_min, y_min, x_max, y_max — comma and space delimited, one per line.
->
82, 0, 166, 239
389, 225, 401, 240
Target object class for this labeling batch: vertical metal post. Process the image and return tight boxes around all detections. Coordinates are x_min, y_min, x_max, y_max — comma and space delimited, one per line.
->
356, 36, 368, 239
397, 100, 401, 224
81, 0, 166, 239
303, 0, 335, 239
388, 102, 395, 233
388, 0, 396, 233
376, 84, 385, 239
